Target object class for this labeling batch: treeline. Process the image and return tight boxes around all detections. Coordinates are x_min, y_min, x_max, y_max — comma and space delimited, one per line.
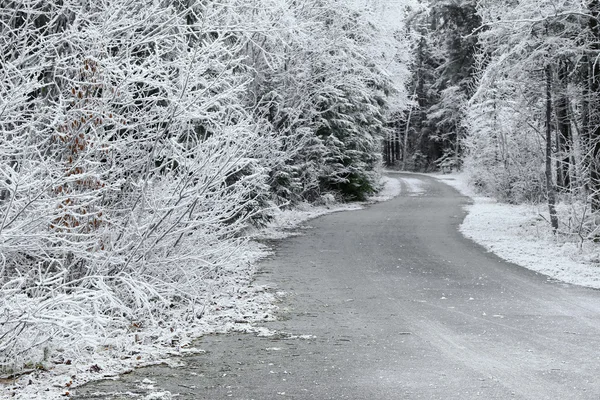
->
397, 0, 600, 235
0, 0, 407, 368
385, 0, 478, 171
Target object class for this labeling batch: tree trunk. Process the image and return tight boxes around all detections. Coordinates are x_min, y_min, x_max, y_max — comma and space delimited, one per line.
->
555, 60, 572, 191
383, 137, 389, 165
455, 124, 460, 171
395, 127, 401, 165
402, 117, 410, 170
545, 65, 559, 233
390, 132, 396, 165
402, 100, 415, 170
588, 0, 600, 210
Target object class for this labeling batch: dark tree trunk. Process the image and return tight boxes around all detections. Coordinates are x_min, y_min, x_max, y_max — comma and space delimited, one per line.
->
582, 60, 590, 152
389, 131, 396, 165
555, 60, 572, 191
395, 128, 401, 164
384, 132, 392, 167
545, 65, 559, 233
588, 0, 600, 210
383, 138, 389, 166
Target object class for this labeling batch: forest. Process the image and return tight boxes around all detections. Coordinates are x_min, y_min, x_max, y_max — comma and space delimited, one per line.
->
1, 0, 600, 384
390, 0, 600, 238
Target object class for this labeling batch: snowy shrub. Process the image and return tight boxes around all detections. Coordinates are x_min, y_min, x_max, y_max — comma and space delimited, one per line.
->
0, 0, 278, 370
464, 78, 547, 204
0, 0, 403, 372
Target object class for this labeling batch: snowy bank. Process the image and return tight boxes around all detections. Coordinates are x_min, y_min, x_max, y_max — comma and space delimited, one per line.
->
2, 176, 401, 400
435, 173, 600, 289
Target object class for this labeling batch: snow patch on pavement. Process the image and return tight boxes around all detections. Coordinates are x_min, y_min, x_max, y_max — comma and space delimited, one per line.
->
401, 177, 428, 196
368, 175, 403, 202
435, 173, 600, 289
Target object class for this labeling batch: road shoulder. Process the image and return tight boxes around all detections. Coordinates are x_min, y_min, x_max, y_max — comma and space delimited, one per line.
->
434, 172, 600, 289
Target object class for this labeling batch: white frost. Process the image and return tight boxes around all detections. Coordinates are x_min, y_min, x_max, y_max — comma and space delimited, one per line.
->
369, 175, 402, 202
436, 173, 600, 289
401, 177, 428, 196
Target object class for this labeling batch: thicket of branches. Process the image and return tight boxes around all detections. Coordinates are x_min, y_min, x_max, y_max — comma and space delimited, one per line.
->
398, 0, 600, 240
465, 0, 600, 237
0, 0, 408, 370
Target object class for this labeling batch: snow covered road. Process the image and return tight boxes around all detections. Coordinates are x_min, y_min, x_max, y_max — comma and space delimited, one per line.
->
75, 173, 600, 400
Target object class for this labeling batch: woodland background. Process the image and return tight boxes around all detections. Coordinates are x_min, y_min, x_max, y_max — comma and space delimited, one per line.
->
388, 0, 600, 237
2, 0, 600, 378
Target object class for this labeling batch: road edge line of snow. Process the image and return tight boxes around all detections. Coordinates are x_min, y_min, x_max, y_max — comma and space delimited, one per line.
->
8, 174, 401, 400
433, 172, 600, 290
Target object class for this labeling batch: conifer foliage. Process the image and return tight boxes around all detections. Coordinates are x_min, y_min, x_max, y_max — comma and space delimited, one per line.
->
394, 0, 480, 170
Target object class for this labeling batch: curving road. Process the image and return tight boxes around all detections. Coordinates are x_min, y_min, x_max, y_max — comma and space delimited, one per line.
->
76, 173, 600, 399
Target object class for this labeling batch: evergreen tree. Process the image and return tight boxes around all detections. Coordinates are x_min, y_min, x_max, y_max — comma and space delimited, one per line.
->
401, 0, 480, 170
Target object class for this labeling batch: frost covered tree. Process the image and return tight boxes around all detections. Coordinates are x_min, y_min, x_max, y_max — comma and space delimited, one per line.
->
399, 0, 480, 170
309, 6, 394, 200
463, 0, 600, 233
0, 0, 277, 369
0, 0, 412, 370
240, 0, 404, 201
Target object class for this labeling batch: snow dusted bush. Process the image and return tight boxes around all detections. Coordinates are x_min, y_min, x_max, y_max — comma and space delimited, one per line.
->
0, 0, 276, 370
464, 78, 547, 204
0, 0, 404, 373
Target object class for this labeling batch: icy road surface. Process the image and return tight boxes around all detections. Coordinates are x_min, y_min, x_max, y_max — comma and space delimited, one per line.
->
75, 173, 600, 399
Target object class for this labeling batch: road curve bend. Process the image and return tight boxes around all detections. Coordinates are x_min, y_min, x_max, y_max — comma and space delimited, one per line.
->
76, 173, 600, 400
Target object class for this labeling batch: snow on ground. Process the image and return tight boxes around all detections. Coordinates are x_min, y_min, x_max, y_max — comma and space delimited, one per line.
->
401, 177, 428, 196
435, 172, 600, 289
368, 175, 403, 202
2, 175, 402, 400
251, 202, 363, 240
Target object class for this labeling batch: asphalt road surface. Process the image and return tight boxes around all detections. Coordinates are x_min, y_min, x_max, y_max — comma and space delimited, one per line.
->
76, 173, 600, 399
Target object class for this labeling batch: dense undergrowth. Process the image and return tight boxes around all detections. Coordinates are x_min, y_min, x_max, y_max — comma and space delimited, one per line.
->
0, 0, 411, 372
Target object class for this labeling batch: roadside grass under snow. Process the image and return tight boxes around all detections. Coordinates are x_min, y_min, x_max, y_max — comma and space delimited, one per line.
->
435, 172, 600, 289
2, 176, 402, 400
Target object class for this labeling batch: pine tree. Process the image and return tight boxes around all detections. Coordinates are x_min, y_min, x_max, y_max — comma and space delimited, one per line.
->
401, 0, 480, 170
